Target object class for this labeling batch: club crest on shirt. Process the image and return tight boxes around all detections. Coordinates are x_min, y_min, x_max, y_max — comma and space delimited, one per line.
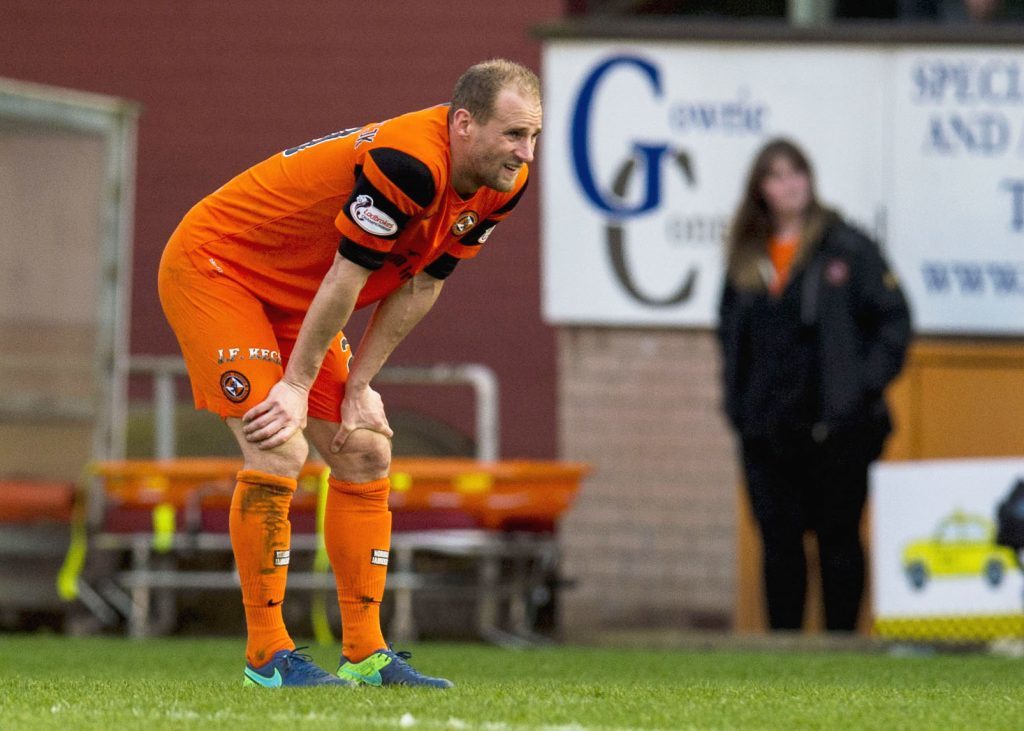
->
825, 259, 850, 286
351, 194, 398, 236
451, 211, 479, 236
220, 370, 251, 403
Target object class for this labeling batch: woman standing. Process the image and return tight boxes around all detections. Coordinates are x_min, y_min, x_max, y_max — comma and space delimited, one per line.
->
718, 138, 911, 631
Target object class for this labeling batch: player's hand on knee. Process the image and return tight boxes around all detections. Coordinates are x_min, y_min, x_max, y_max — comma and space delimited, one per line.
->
331, 385, 393, 453
242, 379, 309, 449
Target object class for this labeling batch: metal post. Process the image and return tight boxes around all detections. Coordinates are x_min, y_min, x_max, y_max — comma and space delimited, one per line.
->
127, 356, 500, 461
106, 105, 139, 461
788, 0, 834, 26
128, 355, 187, 460
129, 539, 151, 638
153, 368, 176, 461
465, 364, 499, 462
388, 547, 417, 643
375, 363, 500, 461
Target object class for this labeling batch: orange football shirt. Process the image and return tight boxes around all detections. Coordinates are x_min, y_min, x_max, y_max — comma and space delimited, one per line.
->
171, 104, 528, 314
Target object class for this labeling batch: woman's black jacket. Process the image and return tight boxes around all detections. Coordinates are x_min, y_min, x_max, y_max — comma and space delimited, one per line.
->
717, 219, 912, 446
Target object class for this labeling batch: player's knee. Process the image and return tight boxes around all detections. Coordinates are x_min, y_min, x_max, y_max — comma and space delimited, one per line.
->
249, 431, 309, 477
283, 431, 311, 468
330, 429, 391, 482
228, 417, 310, 477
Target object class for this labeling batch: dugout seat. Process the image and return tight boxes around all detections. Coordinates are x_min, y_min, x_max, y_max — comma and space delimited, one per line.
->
0, 480, 76, 621
74, 457, 586, 643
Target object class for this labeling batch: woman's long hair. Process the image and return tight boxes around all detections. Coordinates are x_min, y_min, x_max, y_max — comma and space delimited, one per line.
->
725, 138, 837, 291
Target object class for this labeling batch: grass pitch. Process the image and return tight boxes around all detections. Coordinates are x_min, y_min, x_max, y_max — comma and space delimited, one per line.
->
1, 636, 1021, 730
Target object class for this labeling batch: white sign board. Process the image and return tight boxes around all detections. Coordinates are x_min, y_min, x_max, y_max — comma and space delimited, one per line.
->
871, 459, 1023, 627
541, 42, 1024, 334
889, 50, 1024, 334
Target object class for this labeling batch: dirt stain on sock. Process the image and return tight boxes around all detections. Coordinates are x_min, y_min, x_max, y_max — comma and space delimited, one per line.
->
239, 483, 292, 574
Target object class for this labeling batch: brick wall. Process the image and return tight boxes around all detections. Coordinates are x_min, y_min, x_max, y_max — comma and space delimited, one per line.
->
556, 327, 740, 635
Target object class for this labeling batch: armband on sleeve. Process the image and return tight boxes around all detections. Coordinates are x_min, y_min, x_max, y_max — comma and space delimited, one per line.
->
338, 237, 387, 270
423, 253, 460, 280
336, 148, 439, 250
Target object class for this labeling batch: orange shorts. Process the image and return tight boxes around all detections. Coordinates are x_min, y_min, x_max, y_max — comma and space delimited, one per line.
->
157, 233, 351, 421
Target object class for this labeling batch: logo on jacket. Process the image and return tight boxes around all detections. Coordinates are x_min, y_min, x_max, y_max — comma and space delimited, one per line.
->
826, 259, 850, 287
220, 371, 251, 403
452, 211, 479, 236
351, 195, 398, 236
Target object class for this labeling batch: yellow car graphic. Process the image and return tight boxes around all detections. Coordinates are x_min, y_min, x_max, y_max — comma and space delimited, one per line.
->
903, 510, 1017, 591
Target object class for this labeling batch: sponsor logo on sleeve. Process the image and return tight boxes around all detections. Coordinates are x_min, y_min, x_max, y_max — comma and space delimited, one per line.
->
370, 549, 389, 566
351, 194, 398, 236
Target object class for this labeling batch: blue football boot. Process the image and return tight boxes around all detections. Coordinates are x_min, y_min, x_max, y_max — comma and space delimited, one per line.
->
243, 646, 355, 688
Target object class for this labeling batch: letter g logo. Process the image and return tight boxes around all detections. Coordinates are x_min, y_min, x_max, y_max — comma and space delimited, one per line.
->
571, 55, 668, 218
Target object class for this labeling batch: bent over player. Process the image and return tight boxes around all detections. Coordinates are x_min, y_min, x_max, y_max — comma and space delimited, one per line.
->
158, 59, 542, 688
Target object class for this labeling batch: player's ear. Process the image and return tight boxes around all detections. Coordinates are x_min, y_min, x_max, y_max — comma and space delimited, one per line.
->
451, 108, 473, 139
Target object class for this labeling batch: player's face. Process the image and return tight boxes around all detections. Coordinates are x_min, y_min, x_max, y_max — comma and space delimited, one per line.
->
760, 155, 811, 221
465, 88, 542, 193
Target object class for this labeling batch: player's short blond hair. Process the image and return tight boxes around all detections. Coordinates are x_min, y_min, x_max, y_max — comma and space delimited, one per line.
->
451, 59, 541, 123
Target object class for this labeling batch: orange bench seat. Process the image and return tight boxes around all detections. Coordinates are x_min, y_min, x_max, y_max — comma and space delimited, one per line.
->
93, 457, 587, 532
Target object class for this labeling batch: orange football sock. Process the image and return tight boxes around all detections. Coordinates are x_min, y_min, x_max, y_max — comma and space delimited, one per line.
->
230, 469, 296, 667
324, 476, 391, 662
